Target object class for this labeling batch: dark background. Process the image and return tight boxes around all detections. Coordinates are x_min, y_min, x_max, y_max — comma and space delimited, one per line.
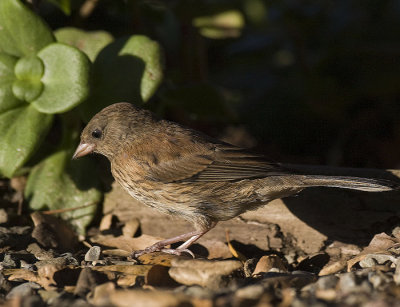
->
40, 0, 400, 169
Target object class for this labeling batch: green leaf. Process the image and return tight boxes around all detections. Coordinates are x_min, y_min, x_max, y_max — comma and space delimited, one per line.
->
81, 35, 163, 121
121, 36, 163, 102
54, 27, 114, 62
0, 0, 55, 57
193, 10, 245, 39
0, 104, 53, 178
25, 134, 101, 235
12, 55, 44, 102
0, 52, 24, 113
32, 43, 90, 114
14, 55, 44, 80
12, 79, 43, 102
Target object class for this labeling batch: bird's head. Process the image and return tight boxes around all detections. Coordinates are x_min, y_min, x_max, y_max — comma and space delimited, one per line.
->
73, 102, 156, 160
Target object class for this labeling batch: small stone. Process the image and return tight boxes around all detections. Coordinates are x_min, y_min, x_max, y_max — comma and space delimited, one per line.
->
109, 289, 191, 307
6, 282, 41, 299
338, 272, 358, 292
169, 258, 242, 288
0, 273, 12, 292
27, 243, 55, 260
359, 254, 396, 268
360, 280, 373, 292
85, 246, 101, 262
60, 253, 79, 266
38, 289, 61, 304
368, 271, 390, 289
90, 282, 116, 306
20, 260, 35, 270
392, 226, 400, 239
315, 289, 337, 301
19, 295, 44, 307
316, 275, 339, 290
394, 260, 400, 285
235, 284, 264, 300
178, 285, 214, 299
0, 209, 8, 224
1, 254, 16, 269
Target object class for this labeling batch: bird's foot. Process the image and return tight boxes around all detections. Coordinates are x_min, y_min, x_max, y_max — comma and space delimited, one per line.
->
131, 247, 195, 259
161, 248, 195, 258
131, 244, 195, 259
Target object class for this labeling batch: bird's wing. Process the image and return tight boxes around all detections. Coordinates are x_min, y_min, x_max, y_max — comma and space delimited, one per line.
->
146, 143, 290, 183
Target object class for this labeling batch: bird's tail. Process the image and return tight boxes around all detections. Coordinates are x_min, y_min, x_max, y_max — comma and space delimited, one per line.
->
296, 175, 399, 192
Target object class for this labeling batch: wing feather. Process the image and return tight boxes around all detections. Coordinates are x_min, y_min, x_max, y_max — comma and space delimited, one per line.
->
147, 142, 289, 183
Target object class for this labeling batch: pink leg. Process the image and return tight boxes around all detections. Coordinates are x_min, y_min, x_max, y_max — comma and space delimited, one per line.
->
132, 222, 217, 258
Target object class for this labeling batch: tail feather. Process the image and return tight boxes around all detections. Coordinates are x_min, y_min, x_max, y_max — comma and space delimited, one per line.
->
298, 175, 399, 192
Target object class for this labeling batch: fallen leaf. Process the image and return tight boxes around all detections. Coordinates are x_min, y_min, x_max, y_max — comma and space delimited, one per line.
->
319, 260, 347, 276
31, 212, 79, 251
92, 264, 153, 276
225, 230, 246, 262
169, 258, 242, 288
90, 234, 163, 252
122, 218, 140, 237
137, 252, 187, 267
252, 255, 288, 276
5, 268, 55, 290
90, 282, 116, 306
145, 265, 179, 288
347, 233, 400, 271
74, 267, 109, 297
99, 214, 114, 231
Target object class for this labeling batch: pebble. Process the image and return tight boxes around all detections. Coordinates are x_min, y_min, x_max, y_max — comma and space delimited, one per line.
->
6, 282, 41, 299
338, 272, 358, 292
1, 254, 17, 269
316, 275, 339, 290
85, 246, 102, 262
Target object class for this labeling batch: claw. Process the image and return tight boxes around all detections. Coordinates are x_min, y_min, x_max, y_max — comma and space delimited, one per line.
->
161, 248, 195, 258
131, 247, 195, 259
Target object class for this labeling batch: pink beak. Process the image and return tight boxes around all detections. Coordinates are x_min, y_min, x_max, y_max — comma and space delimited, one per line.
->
72, 143, 95, 159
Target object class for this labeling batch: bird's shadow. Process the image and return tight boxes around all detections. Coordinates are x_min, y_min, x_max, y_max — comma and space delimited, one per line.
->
281, 166, 400, 246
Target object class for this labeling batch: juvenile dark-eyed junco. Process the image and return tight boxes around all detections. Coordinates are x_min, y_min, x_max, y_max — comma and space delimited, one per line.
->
73, 102, 398, 257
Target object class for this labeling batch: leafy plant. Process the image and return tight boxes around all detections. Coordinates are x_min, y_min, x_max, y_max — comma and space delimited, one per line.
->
0, 0, 163, 233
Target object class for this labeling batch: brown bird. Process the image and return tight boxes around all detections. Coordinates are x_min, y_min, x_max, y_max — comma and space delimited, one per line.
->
73, 102, 398, 257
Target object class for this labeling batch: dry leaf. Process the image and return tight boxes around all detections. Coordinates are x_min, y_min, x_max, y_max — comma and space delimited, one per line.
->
102, 249, 131, 257
319, 260, 347, 276
92, 264, 153, 276
169, 258, 242, 288
137, 252, 187, 267
225, 230, 246, 262
145, 265, 179, 287
31, 212, 78, 251
90, 234, 164, 252
117, 275, 140, 287
347, 232, 400, 271
99, 213, 114, 231
122, 218, 140, 237
252, 255, 287, 275
5, 269, 55, 290
90, 282, 116, 306
195, 239, 232, 259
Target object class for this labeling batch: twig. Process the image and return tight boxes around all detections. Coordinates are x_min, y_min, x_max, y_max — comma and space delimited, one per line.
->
42, 202, 96, 215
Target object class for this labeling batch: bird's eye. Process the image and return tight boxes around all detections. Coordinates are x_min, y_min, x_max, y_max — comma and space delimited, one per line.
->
91, 129, 102, 139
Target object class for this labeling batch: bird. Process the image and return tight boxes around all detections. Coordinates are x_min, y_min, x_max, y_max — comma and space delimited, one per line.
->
73, 102, 398, 258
